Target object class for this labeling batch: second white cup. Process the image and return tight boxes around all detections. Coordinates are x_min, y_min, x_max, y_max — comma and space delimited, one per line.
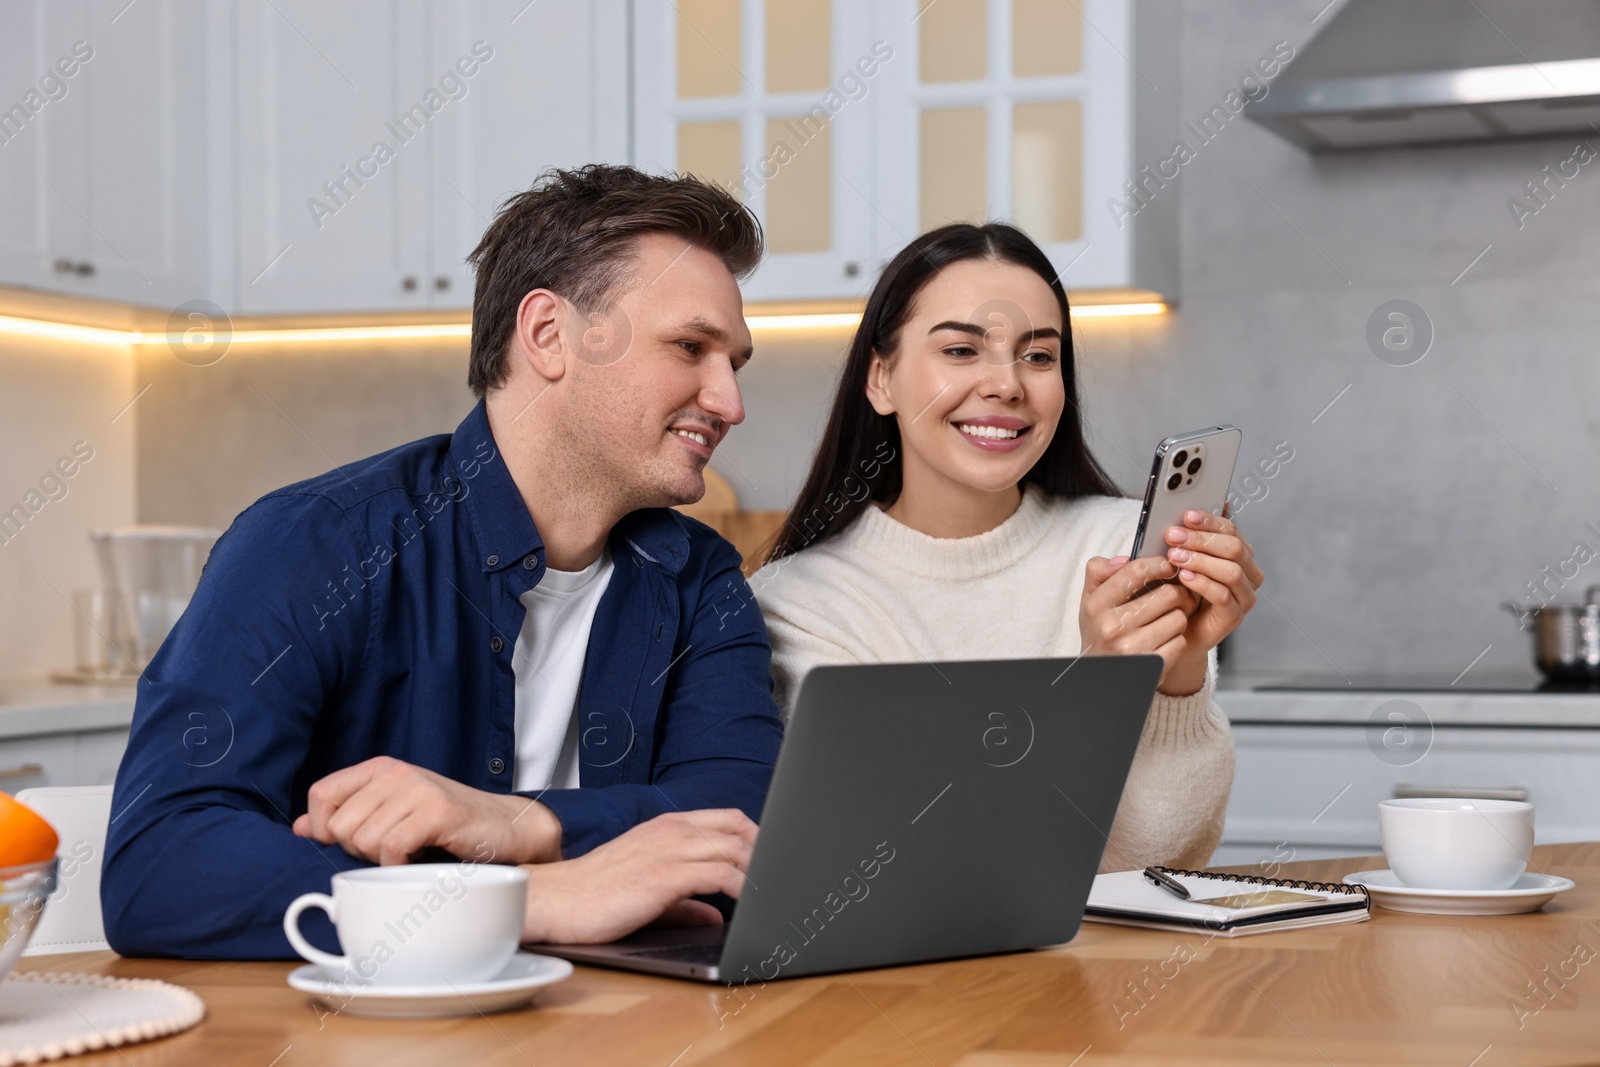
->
283, 863, 528, 987
1379, 797, 1535, 891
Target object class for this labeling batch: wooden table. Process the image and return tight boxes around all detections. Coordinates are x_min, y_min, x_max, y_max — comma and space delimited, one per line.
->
19, 844, 1600, 1066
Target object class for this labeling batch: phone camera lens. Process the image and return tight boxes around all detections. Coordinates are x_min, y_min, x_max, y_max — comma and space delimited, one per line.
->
1172, 450, 1188, 468
1166, 472, 1182, 491
1187, 457, 1203, 475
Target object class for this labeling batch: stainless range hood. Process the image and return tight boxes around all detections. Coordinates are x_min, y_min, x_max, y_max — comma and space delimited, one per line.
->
1245, 0, 1600, 151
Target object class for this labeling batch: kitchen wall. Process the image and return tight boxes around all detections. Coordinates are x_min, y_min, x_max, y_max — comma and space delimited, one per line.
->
123, 0, 1600, 679
0, 302, 137, 676
131, 324, 856, 532
134, 341, 472, 528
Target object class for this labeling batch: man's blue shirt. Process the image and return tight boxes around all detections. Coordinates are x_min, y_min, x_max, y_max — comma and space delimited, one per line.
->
102, 400, 783, 959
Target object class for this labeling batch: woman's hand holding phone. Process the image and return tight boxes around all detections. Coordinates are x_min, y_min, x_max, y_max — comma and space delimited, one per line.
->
1161, 505, 1264, 686
1081, 504, 1265, 697
1079, 553, 1201, 690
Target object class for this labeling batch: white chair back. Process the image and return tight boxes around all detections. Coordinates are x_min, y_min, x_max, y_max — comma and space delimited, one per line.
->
15, 785, 113, 954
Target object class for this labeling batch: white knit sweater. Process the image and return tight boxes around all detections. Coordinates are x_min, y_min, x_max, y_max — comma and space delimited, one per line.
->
751, 487, 1235, 870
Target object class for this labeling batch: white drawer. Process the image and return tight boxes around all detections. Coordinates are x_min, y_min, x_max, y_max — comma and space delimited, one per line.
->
1222, 724, 1600, 855
0, 736, 79, 792
74, 730, 130, 786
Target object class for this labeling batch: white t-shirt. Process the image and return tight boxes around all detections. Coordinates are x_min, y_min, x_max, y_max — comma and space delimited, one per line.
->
511, 548, 615, 793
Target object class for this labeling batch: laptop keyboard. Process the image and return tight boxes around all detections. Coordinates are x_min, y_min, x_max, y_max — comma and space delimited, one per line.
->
621, 943, 725, 965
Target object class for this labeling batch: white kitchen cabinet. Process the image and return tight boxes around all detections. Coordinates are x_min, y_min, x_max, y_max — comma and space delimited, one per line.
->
232, 0, 432, 314
0, 1, 76, 292
1210, 688, 1600, 868
74, 728, 130, 785
0, 0, 214, 308
233, 0, 628, 314
0, 735, 78, 793
426, 0, 630, 304
3, 0, 1185, 315
0, 729, 129, 790
633, 0, 1178, 303
0, 681, 134, 787
1224, 724, 1600, 855
74, 0, 214, 306
872, 0, 1178, 301
0, 0, 630, 315
634, 0, 877, 303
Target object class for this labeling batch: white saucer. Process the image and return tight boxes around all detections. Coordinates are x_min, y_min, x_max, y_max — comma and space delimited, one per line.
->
1343, 870, 1576, 915
287, 951, 573, 1018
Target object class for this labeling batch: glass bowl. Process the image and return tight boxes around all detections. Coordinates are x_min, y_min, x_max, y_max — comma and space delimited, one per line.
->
0, 858, 59, 981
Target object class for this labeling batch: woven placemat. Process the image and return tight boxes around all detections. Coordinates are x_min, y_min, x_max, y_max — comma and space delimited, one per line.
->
0, 972, 205, 1065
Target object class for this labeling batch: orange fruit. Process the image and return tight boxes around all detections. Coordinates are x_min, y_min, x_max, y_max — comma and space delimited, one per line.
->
0, 792, 58, 867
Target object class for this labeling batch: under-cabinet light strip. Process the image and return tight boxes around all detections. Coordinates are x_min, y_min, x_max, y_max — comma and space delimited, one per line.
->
0, 302, 1167, 348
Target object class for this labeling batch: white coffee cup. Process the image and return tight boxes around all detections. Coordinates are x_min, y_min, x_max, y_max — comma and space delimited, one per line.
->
1378, 797, 1535, 891
283, 863, 528, 987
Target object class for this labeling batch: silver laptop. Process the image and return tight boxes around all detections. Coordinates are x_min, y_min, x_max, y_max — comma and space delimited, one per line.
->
530, 654, 1163, 983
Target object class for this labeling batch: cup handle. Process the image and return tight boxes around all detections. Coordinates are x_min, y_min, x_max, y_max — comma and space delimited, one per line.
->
283, 892, 347, 971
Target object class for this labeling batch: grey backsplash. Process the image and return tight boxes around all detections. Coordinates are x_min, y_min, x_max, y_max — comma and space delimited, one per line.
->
137, 0, 1600, 680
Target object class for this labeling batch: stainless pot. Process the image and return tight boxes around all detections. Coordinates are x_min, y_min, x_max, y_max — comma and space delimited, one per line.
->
1504, 584, 1600, 681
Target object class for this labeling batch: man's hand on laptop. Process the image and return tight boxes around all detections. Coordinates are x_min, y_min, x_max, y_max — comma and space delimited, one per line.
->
291, 756, 564, 866
521, 809, 756, 944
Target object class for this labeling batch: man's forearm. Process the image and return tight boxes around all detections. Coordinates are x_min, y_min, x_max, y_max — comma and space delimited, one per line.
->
104, 807, 366, 960
534, 760, 773, 858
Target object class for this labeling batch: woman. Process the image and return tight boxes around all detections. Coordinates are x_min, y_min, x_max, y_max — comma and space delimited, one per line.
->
752, 222, 1264, 870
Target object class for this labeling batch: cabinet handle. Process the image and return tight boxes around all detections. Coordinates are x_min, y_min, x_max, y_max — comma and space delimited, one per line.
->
0, 763, 45, 780
434, 276, 450, 291
53, 258, 74, 273
1393, 785, 1529, 802
401, 276, 418, 291
74, 261, 95, 276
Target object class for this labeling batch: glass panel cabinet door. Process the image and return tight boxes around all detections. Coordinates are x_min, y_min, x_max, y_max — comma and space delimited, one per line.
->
918, 106, 987, 233
1013, 99, 1083, 243
873, 0, 1137, 294
633, 0, 875, 302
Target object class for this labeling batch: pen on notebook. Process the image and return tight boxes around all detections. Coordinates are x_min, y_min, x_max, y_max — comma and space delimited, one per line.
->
1143, 866, 1191, 901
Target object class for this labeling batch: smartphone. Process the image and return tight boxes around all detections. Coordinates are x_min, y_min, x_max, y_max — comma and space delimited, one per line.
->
1129, 425, 1243, 559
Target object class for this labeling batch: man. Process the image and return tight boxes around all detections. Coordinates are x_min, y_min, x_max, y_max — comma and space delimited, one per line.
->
103, 165, 784, 957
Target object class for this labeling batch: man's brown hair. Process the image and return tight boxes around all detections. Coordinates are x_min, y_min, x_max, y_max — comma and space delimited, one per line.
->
465, 164, 763, 396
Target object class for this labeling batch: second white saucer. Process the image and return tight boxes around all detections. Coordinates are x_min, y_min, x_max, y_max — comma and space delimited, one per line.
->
287, 951, 574, 1018
1343, 869, 1576, 916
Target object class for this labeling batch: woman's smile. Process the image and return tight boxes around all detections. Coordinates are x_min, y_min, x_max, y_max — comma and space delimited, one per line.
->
952, 415, 1032, 452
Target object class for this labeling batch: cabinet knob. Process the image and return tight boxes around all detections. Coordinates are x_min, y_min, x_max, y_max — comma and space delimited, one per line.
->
402, 276, 419, 291
53, 258, 74, 273
844, 261, 860, 277
74, 261, 95, 276
434, 276, 450, 291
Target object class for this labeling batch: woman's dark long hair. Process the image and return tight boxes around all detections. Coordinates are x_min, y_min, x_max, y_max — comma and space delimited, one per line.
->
762, 222, 1123, 565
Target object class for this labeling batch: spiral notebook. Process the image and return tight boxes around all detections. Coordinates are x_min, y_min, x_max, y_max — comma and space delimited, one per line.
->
1084, 866, 1371, 937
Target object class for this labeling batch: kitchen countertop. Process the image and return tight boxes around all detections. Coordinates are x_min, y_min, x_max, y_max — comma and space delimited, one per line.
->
0, 676, 137, 738
1217, 670, 1600, 727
